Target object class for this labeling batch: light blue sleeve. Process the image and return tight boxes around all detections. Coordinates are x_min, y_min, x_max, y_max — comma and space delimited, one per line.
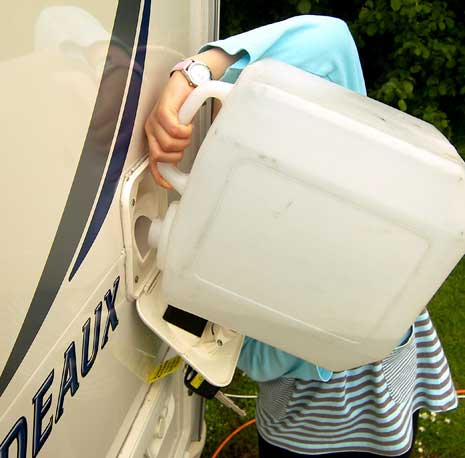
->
237, 337, 333, 383
200, 16, 367, 382
199, 15, 366, 95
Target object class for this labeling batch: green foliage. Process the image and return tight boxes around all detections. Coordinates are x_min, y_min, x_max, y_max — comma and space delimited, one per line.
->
352, 0, 465, 138
220, 0, 465, 140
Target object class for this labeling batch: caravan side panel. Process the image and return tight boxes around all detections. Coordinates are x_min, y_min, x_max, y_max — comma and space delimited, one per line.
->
0, 1, 217, 457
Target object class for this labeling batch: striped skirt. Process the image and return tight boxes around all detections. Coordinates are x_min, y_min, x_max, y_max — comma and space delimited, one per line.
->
256, 310, 458, 456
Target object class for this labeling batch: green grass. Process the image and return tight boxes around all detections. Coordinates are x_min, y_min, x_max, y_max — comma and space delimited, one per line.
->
410, 256, 465, 458
202, 141, 465, 458
202, 371, 259, 458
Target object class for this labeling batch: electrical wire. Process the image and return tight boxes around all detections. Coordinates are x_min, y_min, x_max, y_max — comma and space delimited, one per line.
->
224, 393, 258, 399
211, 419, 256, 458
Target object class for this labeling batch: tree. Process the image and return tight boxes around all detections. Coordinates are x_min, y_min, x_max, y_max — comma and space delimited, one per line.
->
220, 0, 465, 140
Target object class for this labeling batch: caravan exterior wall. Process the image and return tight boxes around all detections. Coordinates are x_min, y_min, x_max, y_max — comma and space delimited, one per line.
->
0, 1, 219, 457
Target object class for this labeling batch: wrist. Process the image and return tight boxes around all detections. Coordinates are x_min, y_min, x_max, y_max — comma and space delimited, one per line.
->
171, 69, 193, 87
191, 48, 242, 80
168, 71, 195, 102
170, 59, 212, 87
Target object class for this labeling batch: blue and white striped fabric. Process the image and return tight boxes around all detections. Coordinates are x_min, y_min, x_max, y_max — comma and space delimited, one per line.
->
255, 310, 457, 455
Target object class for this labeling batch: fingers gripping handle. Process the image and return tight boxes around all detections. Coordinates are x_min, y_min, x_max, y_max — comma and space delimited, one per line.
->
158, 80, 233, 194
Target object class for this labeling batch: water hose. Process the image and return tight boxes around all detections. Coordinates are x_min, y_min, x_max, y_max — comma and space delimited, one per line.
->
211, 419, 256, 458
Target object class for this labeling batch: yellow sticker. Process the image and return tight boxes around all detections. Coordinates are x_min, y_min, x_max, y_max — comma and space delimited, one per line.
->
147, 355, 183, 384
190, 373, 205, 389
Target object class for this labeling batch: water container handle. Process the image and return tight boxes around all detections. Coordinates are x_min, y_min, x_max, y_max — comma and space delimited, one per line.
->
157, 80, 233, 194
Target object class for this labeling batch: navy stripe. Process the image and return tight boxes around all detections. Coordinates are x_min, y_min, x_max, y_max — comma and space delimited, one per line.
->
0, 0, 144, 397
69, 0, 152, 280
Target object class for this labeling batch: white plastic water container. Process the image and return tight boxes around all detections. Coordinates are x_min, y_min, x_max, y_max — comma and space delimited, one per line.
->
153, 59, 465, 371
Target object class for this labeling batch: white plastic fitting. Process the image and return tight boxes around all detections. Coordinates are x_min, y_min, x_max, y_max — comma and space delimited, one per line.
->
146, 202, 179, 270
147, 217, 163, 248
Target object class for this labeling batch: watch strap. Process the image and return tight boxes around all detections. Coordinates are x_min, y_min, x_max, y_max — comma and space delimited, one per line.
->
169, 59, 193, 77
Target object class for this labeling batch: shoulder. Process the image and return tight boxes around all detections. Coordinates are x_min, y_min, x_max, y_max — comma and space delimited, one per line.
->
282, 15, 350, 35
277, 15, 356, 61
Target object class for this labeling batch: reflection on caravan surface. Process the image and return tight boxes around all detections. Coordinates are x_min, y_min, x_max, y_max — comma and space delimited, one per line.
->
0, 1, 219, 457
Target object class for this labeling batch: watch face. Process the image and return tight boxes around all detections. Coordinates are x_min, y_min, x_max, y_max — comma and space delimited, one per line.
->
188, 62, 212, 86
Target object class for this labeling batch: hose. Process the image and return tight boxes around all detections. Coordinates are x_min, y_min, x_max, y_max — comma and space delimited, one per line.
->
211, 419, 256, 458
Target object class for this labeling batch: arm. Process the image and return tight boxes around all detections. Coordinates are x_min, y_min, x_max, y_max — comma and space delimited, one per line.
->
145, 15, 366, 188
144, 48, 242, 188
238, 337, 332, 383
199, 15, 366, 93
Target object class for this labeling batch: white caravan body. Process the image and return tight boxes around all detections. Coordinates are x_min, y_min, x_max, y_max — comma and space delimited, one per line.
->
0, 1, 219, 457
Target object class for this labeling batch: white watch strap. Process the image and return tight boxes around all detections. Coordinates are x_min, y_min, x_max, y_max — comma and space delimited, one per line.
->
169, 59, 193, 77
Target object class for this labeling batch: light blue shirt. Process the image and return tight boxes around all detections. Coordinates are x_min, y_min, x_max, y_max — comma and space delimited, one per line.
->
199, 16, 368, 383
200, 15, 366, 94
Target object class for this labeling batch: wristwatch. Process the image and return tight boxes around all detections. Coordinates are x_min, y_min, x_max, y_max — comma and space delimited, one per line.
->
170, 59, 212, 87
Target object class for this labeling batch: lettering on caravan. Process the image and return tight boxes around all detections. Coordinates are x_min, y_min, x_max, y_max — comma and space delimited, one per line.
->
0, 277, 120, 458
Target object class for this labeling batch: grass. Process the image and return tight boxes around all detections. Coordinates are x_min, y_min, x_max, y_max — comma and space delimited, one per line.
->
202, 141, 465, 458
410, 137, 465, 458
410, 255, 465, 458
202, 371, 259, 458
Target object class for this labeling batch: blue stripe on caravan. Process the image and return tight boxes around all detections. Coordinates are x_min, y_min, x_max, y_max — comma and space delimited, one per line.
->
0, 0, 144, 398
69, 0, 152, 280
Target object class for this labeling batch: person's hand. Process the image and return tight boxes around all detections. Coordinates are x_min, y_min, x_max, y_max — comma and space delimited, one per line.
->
145, 49, 241, 188
144, 71, 194, 189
